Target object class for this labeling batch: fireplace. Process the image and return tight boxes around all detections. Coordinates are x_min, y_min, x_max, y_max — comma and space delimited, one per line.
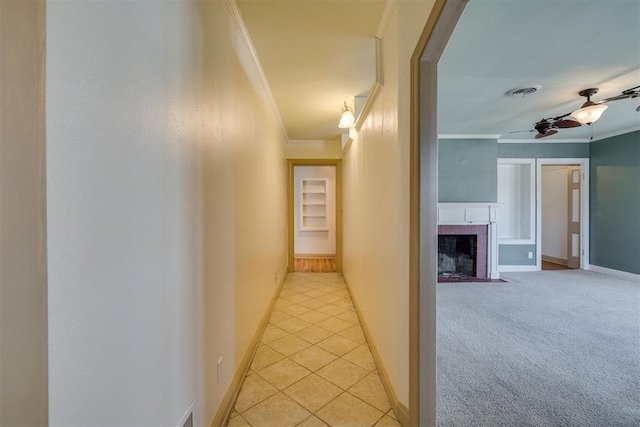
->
437, 203, 499, 279
438, 225, 488, 279
439, 234, 477, 277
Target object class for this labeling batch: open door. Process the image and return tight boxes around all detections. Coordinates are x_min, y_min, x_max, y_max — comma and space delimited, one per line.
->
287, 159, 342, 273
567, 166, 581, 269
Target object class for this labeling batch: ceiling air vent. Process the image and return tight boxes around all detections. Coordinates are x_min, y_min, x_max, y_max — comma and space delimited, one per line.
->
506, 85, 542, 97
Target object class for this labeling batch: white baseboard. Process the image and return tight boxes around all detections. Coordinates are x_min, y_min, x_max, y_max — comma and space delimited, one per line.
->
176, 401, 194, 427
586, 264, 640, 281
499, 265, 537, 272
342, 273, 409, 426
210, 271, 288, 426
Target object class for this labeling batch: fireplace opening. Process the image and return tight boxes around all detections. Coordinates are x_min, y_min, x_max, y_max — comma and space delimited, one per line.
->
438, 234, 477, 278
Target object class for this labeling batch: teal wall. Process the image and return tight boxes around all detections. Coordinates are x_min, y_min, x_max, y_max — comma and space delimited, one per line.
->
439, 139, 497, 202
498, 143, 590, 158
499, 245, 536, 266
438, 139, 593, 267
438, 134, 640, 273
589, 131, 640, 275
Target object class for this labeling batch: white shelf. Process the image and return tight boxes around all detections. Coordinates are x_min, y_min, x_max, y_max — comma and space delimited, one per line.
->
300, 179, 327, 231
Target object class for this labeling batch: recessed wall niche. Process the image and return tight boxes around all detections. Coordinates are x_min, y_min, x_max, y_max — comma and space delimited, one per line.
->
497, 159, 535, 243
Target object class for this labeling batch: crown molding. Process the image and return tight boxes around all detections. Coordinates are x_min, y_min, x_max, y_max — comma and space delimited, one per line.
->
498, 124, 640, 143
497, 138, 589, 144
588, 124, 640, 142
377, 0, 398, 39
226, 0, 289, 141
438, 134, 501, 140
288, 139, 340, 145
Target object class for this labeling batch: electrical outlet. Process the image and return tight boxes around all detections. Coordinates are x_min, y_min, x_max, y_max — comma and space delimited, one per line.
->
217, 357, 223, 384
528, 251, 533, 259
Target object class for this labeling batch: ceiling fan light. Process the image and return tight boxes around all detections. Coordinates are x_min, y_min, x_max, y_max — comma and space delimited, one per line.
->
571, 103, 608, 124
338, 102, 355, 128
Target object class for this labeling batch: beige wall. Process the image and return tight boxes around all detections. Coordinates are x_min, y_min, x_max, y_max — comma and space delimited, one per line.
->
0, 1, 48, 425
46, 1, 287, 425
342, 0, 435, 408
287, 140, 343, 159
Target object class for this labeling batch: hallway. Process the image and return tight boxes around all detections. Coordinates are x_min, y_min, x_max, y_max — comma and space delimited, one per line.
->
227, 273, 399, 426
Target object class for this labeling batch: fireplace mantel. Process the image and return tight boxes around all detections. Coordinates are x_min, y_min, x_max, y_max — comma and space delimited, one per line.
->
438, 203, 500, 279
437, 203, 498, 225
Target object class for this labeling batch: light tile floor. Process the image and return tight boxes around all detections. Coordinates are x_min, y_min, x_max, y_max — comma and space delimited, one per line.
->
227, 273, 400, 427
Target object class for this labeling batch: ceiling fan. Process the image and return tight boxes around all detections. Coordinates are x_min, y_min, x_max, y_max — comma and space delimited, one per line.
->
509, 114, 581, 139
510, 85, 640, 139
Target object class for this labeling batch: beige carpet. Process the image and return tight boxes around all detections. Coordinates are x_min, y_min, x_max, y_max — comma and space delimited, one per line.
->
437, 269, 640, 426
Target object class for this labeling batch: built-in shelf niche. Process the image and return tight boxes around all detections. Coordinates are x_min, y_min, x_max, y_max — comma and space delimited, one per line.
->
497, 159, 535, 244
300, 178, 328, 231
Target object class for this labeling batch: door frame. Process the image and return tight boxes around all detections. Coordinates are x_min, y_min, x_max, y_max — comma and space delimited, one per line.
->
410, 0, 467, 425
287, 159, 342, 273
536, 158, 590, 270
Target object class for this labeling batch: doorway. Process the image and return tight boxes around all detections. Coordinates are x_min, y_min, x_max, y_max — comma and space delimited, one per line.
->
287, 159, 342, 273
536, 159, 590, 271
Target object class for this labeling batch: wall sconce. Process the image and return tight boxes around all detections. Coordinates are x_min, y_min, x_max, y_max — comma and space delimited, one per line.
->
338, 102, 355, 128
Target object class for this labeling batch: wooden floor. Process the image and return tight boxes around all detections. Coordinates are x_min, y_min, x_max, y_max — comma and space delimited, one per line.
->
542, 260, 571, 270
294, 258, 336, 272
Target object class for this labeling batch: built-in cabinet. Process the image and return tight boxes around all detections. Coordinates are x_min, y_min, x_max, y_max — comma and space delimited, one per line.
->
300, 178, 327, 231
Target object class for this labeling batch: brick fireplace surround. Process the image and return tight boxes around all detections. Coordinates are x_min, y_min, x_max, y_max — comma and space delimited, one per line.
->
438, 224, 488, 278
437, 203, 500, 280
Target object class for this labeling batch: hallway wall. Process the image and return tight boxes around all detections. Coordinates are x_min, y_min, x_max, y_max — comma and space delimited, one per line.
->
342, 0, 435, 408
286, 139, 343, 159
46, 1, 287, 425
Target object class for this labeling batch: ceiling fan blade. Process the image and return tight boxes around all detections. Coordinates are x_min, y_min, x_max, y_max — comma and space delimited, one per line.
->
535, 129, 558, 139
508, 129, 535, 134
599, 94, 630, 103
554, 119, 581, 128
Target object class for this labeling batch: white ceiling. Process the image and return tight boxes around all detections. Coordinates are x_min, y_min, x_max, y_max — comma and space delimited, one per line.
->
237, 0, 387, 141
236, 0, 639, 144
438, 0, 640, 141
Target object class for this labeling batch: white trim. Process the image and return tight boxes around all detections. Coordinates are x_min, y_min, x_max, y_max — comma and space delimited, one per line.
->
176, 400, 194, 427
376, 0, 398, 38
586, 264, 640, 280
498, 138, 589, 144
288, 139, 337, 145
356, 38, 384, 130
438, 134, 501, 140
536, 158, 590, 272
587, 124, 640, 142
497, 158, 536, 244
498, 265, 537, 272
345, 39, 385, 153
470, 126, 640, 144
499, 238, 534, 245
226, 0, 289, 141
